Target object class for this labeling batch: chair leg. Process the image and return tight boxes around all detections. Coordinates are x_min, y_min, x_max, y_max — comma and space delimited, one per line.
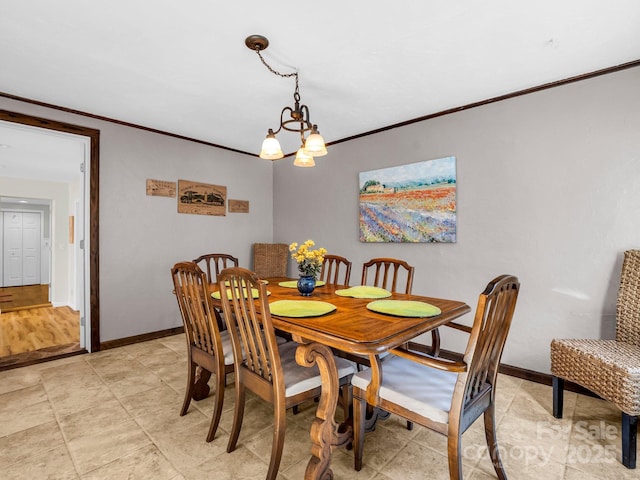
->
266, 403, 287, 480
446, 429, 463, 480
484, 405, 507, 480
227, 383, 246, 453
180, 360, 196, 416
353, 396, 366, 471
552, 376, 564, 418
622, 413, 637, 469
206, 368, 226, 442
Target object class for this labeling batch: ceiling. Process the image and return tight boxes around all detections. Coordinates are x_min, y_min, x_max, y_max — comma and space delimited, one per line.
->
1, 1, 639, 169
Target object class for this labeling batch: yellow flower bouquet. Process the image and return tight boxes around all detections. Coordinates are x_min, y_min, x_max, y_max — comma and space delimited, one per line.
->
289, 240, 327, 279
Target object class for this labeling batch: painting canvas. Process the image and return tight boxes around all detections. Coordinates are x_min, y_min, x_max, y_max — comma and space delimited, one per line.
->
359, 156, 457, 243
177, 179, 226, 216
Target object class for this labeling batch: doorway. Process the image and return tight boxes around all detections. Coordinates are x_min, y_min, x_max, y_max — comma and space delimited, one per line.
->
0, 109, 100, 368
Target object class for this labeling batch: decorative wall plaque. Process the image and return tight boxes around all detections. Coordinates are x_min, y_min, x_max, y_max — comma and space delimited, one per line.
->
177, 179, 227, 216
228, 199, 249, 213
146, 179, 176, 197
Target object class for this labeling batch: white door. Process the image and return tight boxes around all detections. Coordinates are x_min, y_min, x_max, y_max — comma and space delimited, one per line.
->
2, 211, 42, 286
22, 212, 41, 285
3, 212, 23, 286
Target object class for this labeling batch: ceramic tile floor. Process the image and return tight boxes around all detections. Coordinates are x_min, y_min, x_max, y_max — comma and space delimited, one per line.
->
0, 334, 635, 480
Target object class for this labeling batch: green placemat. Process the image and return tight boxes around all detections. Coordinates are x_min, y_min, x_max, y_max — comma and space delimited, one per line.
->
224, 279, 268, 286
212, 288, 270, 300
366, 300, 441, 317
269, 300, 336, 317
335, 286, 392, 298
278, 280, 326, 288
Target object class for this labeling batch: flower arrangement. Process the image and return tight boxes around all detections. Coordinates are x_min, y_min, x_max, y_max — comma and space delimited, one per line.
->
289, 239, 327, 279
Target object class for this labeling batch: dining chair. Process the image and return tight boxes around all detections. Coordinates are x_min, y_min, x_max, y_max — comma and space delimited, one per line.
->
320, 254, 352, 286
362, 257, 442, 357
551, 249, 640, 469
194, 253, 240, 331
351, 274, 519, 479
361, 257, 414, 294
171, 261, 235, 442
252, 243, 289, 278
193, 253, 239, 283
217, 267, 356, 480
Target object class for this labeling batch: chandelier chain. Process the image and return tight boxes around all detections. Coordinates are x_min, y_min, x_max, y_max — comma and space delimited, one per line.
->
255, 50, 299, 95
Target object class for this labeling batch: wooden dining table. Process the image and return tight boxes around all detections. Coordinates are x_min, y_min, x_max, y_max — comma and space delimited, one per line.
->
208, 278, 471, 480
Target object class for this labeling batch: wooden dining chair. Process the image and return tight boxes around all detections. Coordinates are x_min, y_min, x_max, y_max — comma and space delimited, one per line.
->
252, 243, 289, 278
361, 257, 414, 294
217, 267, 355, 480
193, 253, 239, 332
193, 253, 239, 283
352, 275, 520, 479
171, 261, 235, 442
551, 249, 640, 468
362, 257, 442, 357
320, 254, 352, 286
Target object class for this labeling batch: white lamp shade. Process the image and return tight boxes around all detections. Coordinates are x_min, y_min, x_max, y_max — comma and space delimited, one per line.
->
293, 148, 315, 167
303, 132, 327, 157
260, 135, 284, 160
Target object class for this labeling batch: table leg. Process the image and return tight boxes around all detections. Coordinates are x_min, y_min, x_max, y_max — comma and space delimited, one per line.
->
192, 366, 211, 400
295, 342, 352, 480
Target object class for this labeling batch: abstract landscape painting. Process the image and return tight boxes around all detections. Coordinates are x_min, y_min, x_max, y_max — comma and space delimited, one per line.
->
359, 156, 457, 243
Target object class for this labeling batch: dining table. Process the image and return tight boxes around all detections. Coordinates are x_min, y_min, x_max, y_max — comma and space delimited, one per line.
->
207, 277, 471, 480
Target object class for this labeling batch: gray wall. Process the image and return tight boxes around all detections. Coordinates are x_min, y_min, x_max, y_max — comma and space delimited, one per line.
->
2, 66, 638, 372
0, 96, 274, 342
273, 66, 640, 373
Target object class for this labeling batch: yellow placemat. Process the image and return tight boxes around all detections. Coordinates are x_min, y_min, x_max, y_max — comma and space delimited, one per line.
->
335, 286, 392, 299
366, 300, 441, 317
269, 300, 336, 317
212, 288, 270, 300
278, 280, 326, 288
224, 279, 268, 286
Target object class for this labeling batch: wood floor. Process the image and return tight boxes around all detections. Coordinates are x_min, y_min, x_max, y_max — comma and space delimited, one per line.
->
0, 306, 80, 358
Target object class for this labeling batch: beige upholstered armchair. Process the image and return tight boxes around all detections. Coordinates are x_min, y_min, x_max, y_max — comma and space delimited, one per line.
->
551, 249, 640, 468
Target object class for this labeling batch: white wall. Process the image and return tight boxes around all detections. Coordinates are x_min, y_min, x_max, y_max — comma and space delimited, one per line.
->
273, 66, 640, 374
0, 97, 274, 342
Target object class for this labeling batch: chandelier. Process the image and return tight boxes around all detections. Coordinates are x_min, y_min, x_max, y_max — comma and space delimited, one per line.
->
245, 35, 327, 167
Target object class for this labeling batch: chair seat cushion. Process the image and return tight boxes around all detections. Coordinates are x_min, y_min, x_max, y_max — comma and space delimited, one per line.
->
352, 354, 458, 424
279, 342, 356, 397
219, 330, 235, 366
551, 339, 640, 415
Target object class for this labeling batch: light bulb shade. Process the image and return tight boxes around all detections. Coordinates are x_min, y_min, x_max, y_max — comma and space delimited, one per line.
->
303, 131, 327, 157
259, 132, 283, 160
293, 148, 315, 167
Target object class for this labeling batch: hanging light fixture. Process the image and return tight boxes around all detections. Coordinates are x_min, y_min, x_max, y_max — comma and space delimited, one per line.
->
293, 145, 315, 167
245, 35, 327, 166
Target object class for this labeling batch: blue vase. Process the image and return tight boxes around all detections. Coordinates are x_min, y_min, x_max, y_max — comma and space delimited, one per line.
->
297, 275, 316, 296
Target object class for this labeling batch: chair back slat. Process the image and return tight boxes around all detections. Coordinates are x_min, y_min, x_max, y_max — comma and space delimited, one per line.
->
361, 257, 414, 294
171, 262, 223, 356
218, 268, 281, 385
616, 250, 640, 346
320, 254, 352, 286
193, 253, 239, 284
462, 275, 519, 406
